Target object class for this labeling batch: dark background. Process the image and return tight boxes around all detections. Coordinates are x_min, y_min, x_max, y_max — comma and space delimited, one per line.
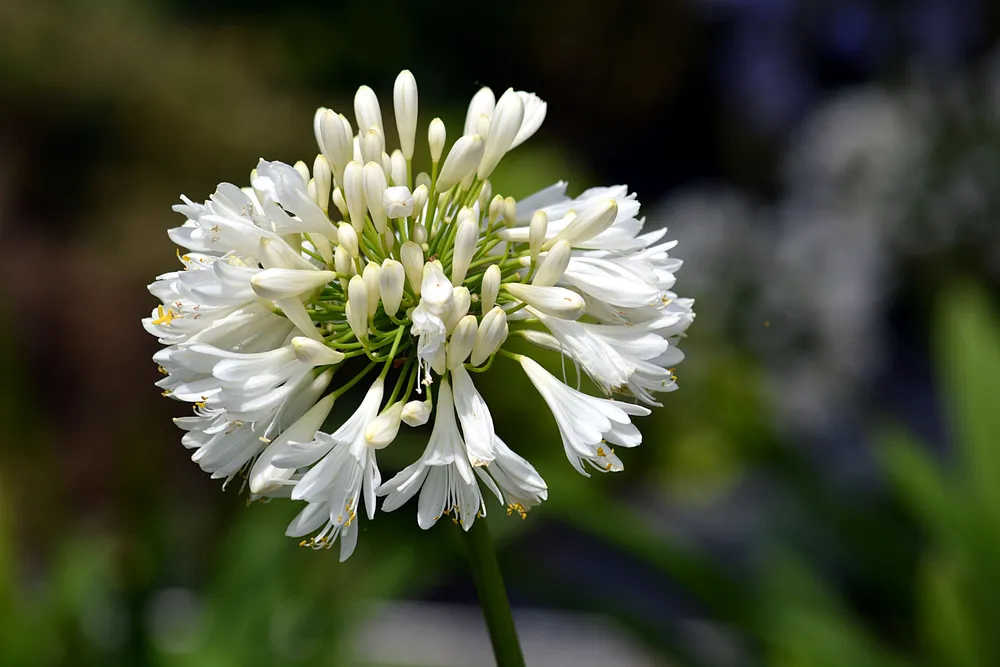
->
3, 0, 1000, 665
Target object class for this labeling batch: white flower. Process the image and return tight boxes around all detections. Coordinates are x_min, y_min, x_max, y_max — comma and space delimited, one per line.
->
145, 69, 693, 560
378, 379, 485, 530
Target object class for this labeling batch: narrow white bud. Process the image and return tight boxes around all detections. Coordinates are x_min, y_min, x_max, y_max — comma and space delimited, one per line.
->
310, 233, 333, 265
481, 264, 500, 313
383, 185, 414, 219
331, 187, 348, 219
549, 198, 618, 247
529, 210, 548, 264
347, 275, 369, 340
445, 286, 471, 332
342, 161, 367, 233
503, 196, 517, 228
379, 258, 405, 316
312, 155, 332, 212
363, 161, 389, 233
334, 244, 355, 279
416, 171, 432, 191
476, 115, 491, 140
428, 118, 446, 162
400, 241, 424, 295
362, 261, 382, 317
258, 237, 313, 271
532, 240, 571, 286
292, 337, 345, 366
319, 110, 353, 186
488, 194, 504, 224
451, 216, 479, 285
478, 88, 524, 179
354, 85, 383, 136
381, 151, 393, 180
401, 398, 431, 427
413, 223, 428, 244
382, 227, 396, 253
365, 402, 404, 449
306, 178, 318, 207
447, 315, 478, 370
393, 70, 419, 160
478, 180, 492, 213
390, 149, 407, 186
293, 160, 310, 185
436, 134, 485, 192
251, 268, 336, 300
464, 87, 496, 136
411, 184, 429, 218
470, 306, 508, 366
504, 283, 585, 319
337, 222, 359, 258
361, 127, 384, 165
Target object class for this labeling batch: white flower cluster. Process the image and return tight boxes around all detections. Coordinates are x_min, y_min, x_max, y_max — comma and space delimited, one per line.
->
144, 70, 694, 560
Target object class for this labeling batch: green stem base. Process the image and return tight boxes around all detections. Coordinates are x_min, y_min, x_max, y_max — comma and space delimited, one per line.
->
462, 518, 526, 667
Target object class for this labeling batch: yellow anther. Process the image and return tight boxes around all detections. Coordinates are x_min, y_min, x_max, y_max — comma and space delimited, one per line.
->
506, 503, 527, 519
151, 304, 180, 326
157, 366, 168, 376
597, 447, 606, 457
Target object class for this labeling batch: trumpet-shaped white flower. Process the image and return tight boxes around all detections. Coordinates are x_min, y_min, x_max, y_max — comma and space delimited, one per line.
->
145, 69, 693, 560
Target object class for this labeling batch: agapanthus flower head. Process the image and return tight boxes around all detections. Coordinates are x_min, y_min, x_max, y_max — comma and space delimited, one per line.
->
144, 70, 694, 561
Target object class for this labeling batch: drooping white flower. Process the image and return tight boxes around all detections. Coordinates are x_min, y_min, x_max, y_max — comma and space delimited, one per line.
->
145, 69, 693, 560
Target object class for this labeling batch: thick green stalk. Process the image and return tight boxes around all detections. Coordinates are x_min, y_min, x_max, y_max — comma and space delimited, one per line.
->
462, 519, 526, 667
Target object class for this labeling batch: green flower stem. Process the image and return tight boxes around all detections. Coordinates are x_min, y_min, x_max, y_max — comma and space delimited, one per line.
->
462, 518, 526, 667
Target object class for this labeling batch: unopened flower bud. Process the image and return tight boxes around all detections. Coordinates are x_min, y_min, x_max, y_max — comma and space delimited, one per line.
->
251, 268, 337, 301
365, 402, 404, 449
393, 69, 419, 160
478, 88, 524, 179
354, 84, 383, 136
379, 258, 405, 317
361, 127, 384, 165
478, 180, 492, 213
451, 216, 478, 285
292, 337, 345, 366
428, 118, 446, 162
400, 241, 424, 295
503, 196, 516, 228
532, 240, 571, 286
331, 187, 348, 219
390, 149, 407, 187
481, 264, 500, 313
383, 185, 414, 219
488, 194, 504, 224
362, 261, 382, 317
334, 244, 355, 279
318, 110, 353, 186
382, 227, 396, 253
310, 232, 333, 265
505, 283, 585, 320
412, 223, 428, 244
529, 210, 548, 264
447, 315, 478, 370
347, 275, 369, 340
436, 134, 485, 192
549, 198, 618, 247
464, 87, 495, 136
342, 161, 367, 232
312, 155, 332, 212
337, 222, 359, 258
363, 161, 388, 233
445, 286, 471, 332
293, 160, 310, 186
401, 398, 431, 427
412, 184, 429, 219
476, 115, 491, 140
415, 171, 432, 191
258, 236, 312, 271
511, 91, 547, 149
471, 306, 508, 366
